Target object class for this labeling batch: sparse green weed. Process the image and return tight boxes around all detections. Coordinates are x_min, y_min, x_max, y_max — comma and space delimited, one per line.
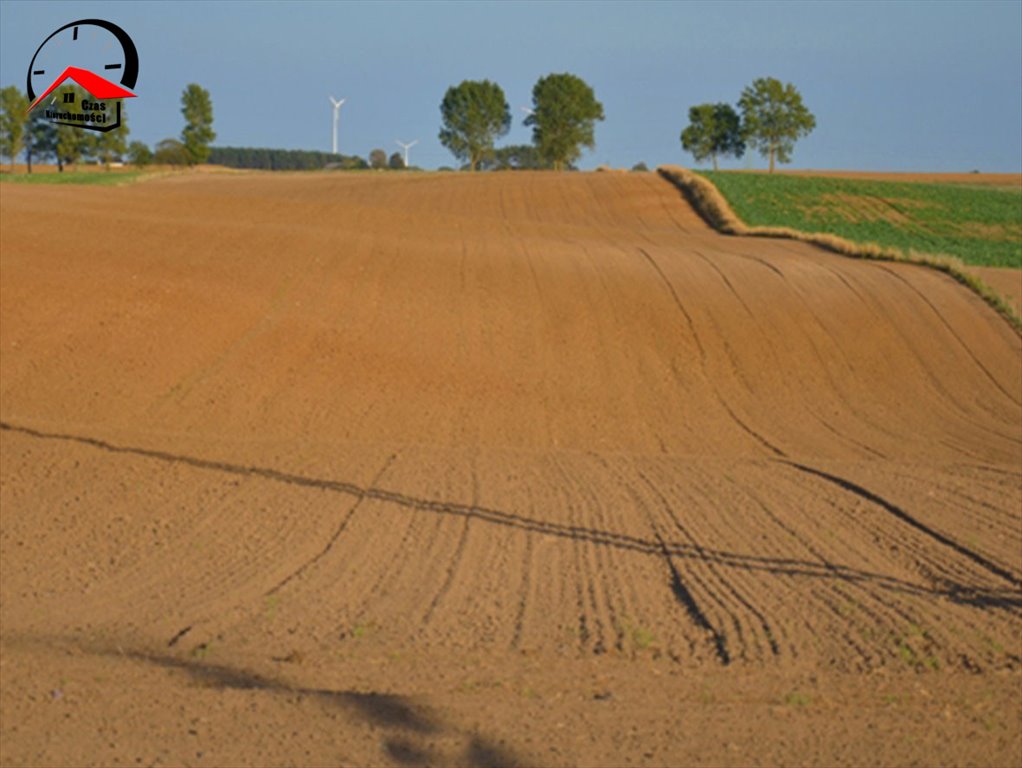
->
348, 621, 377, 639
837, 600, 858, 617
265, 594, 279, 620
897, 642, 917, 666
632, 625, 655, 650
455, 678, 504, 694
191, 641, 214, 659
893, 626, 940, 671
784, 691, 811, 707
617, 618, 656, 651
982, 635, 1006, 654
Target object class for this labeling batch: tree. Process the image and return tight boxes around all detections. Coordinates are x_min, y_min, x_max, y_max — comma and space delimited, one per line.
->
388, 151, 405, 170
127, 140, 152, 167
631, 162, 649, 172
92, 100, 129, 169
525, 73, 604, 171
154, 138, 189, 166
25, 109, 56, 173
738, 77, 815, 172
438, 79, 510, 171
46, 84, 88, 171
369, 148, 387, 169
180, 84, 215, 165
56, 123, 87, 170
680, 103, 745, 171
0, 86, 29, 170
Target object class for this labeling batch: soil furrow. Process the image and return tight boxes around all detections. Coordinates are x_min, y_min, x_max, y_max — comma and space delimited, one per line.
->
783, 460, 1021, 587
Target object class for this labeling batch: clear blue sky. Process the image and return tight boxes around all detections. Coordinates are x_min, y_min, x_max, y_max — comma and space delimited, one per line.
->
2, 0, 1020, 171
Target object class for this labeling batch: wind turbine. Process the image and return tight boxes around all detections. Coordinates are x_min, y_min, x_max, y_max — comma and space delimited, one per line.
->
329, 96, 346, 155
395, 139, 419, 167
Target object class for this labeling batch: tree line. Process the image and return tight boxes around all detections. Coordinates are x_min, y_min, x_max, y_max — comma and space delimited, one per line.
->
211, 147, 416, 171
437, 74, 816, 173
210, 147, 368, 171
0, 82, 215, 171
1, 83, 131, 172
681, 77, 815, 172
172, 73, 606, 173
2, 75, 816, 173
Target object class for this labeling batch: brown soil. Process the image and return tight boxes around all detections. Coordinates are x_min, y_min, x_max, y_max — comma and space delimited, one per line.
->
968, 266, 1022, 313
1, 171, 1020, 767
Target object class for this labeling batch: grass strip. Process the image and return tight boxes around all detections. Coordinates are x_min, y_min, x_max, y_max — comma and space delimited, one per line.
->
0, 170, 146, 186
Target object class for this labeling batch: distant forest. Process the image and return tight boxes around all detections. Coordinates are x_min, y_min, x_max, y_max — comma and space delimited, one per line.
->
208, 146, 368, 170
207, 144, 567, 171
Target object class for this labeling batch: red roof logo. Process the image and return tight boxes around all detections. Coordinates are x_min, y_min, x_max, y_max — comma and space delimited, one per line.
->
28, 65, 136, 112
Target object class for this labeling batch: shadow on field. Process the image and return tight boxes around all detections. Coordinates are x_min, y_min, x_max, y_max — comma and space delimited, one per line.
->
117, 647, 518, 767
116, 647, 439, 730
3, 420, 1020, 615
2, 632, 520, 768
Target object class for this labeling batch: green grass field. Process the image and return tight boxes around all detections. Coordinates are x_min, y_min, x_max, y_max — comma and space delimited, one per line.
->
0, 170, 146, 186
699, 171, 1022, 269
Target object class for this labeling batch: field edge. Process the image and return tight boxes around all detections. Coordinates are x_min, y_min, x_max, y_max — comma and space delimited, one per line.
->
656, 165, 1022, 333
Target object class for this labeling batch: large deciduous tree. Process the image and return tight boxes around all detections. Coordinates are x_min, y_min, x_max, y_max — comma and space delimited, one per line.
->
127, 140, 152, 167
154, 137, 189, 166
438, 80, 510, 171
55, 123, 86, 171
180, 83, 215, 165
525, 73, 604, 171
369, 148, 387, 169
52, 86, 90, 171
738, 77, 815, 173
25, 108, 56, 173
92, 101, 130, 170
0, 86, 29, 170
680, 103, 745, 171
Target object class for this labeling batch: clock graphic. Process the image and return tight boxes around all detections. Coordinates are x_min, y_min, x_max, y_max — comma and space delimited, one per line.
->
26, 18, 138, 132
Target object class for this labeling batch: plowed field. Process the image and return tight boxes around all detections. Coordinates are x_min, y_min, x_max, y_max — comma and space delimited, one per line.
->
1, 171, 1020, 767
